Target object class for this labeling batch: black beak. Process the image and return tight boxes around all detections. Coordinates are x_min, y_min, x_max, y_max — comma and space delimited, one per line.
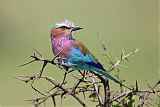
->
71, 26, 83, 31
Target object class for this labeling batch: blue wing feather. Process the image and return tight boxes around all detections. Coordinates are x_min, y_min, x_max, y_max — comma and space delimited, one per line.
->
86, 62, 106, 71
67, 42, 105, 71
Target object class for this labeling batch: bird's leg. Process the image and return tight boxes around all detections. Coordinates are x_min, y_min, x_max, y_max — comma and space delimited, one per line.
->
61, 68, 74, 86
59, 60, 76, 85
79, 70, 87, 81
61, 72, 68, 86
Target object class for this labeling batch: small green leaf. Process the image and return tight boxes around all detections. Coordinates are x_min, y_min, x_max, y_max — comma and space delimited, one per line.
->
89, 93, 97, 100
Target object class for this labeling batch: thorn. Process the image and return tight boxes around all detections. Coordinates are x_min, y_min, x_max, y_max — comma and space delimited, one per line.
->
18, 75, 33, 78
51, 96, 56, 107
122, 49, 125, 57
120, 83, 132, 90
145, 80, 151, 89
13, 76, 28, 83
120, 53, 123, 60
136, 80, 138, 91
145, 80, 155, 93
117, 64, 128, 68
18, 59, 35, 67
33, 48, 42, 57
83, 91, 86, 99
125, 57, 129, 62
96, 32, 107, 51
135, 48, 141, 53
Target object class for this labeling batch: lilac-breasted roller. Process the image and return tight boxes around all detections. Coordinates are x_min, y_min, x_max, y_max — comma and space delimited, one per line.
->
50, 20, 129, 88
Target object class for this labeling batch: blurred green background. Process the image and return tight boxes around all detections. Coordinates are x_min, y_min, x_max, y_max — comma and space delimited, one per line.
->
0, 0, 159, 107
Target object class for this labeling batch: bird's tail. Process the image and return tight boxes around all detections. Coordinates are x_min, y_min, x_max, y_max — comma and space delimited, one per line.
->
94, 68, 131, 90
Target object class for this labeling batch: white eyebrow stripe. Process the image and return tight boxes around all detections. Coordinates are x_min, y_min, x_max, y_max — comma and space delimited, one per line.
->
53, 20, 75, 28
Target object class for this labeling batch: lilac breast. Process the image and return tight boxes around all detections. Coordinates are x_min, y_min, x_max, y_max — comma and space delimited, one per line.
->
52, 37, 73, 59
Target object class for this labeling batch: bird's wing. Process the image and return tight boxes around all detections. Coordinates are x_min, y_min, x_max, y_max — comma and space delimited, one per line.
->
72, 40, 106, 71
72, 40, 131, 89
72, 40, 89, 56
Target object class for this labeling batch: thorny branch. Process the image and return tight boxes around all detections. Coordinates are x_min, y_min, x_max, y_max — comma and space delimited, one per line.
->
16, 48, 160, 107
97, 32, 141, 72
16, 75, 87, 107
109, 48, 141, 72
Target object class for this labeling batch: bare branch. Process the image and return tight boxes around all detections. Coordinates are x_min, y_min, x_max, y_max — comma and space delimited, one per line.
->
91, 74, 103, 107
18, 59, 36, 67
96, 33, 113, 64
42, 76, 87, 107
109, 48, 141, 71
72, 71, 86, 92
17, 48, 160, 107
138, 80, 160, 107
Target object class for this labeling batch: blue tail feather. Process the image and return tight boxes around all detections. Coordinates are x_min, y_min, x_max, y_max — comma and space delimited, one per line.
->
94, 68, 131, 90
95, 68, 120, 83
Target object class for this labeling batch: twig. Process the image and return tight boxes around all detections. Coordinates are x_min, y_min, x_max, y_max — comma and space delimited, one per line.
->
17, 48, 160, 107
138, 80, 160, 107
109, 48, 141, 71
109, 80, 160, 106
96, 32, 113, 64
72, 71, 86, 92
110, 91, 133, 103
31, 79, 46, 96
42, 76, 87, 107
51, 95, 56, 107
91, 71, 110, 107
91, 74, 103, 107
33, 89, 60, 106
16, 75, 87, 107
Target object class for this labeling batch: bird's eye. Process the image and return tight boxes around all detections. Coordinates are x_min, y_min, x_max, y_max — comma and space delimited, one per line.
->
60, 26, 69, 29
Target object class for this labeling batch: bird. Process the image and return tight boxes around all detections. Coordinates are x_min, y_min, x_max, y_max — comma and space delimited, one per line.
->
50, 20, 130, 89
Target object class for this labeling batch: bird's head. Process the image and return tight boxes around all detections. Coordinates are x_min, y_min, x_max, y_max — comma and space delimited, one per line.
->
50, 20, 83, 38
